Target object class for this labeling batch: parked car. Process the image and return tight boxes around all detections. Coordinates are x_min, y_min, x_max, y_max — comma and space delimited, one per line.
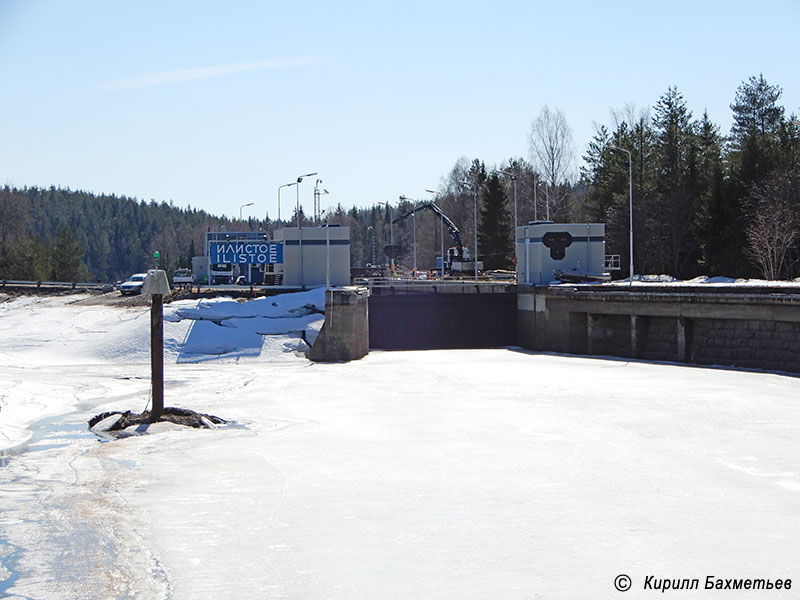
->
172, 268, 193, 285
119, 273, 147, 295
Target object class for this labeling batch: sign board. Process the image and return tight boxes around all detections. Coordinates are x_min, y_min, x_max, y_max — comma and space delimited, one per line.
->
209, 242, 284, 265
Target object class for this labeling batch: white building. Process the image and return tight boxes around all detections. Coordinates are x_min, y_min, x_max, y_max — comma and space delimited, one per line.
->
515, 222, 606, 284
195, 227, 350, 288
274, 226, 350, 288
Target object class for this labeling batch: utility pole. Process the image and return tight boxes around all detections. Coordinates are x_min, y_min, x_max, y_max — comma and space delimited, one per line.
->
608, 145, 634, 281
459, 180, 479, 279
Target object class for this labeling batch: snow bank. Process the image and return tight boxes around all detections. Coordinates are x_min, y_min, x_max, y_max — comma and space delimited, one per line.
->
165, 289, 325, 362
601, 274, 800, 287
550, 274, 800, 288
0, 289, 326, 450
164, 287, 325, 321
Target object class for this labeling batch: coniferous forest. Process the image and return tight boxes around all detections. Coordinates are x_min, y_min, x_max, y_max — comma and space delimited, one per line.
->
1, 74, 798, 282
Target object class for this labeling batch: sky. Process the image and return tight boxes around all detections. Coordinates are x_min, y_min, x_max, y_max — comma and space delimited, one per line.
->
1, 0, 799, 219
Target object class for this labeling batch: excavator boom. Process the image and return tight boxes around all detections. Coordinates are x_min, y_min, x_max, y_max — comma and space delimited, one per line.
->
392, 202, 463, 257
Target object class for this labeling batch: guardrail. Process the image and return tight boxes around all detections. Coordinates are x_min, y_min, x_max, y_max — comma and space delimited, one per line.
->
0, 280, 115, 290
359, 277, 517, 294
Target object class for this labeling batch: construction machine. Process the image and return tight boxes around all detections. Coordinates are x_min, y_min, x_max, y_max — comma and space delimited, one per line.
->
391, 202, 483, 275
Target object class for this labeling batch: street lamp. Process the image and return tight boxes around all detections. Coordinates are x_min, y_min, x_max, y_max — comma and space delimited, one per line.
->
295, 171, 318, 288
499, 171, 519, 256
277, 182, 297, 222
530, 175, 549, 222
378, 201, 395, 273
239, 202, 254, 221
425, 189, 445, 278
313, 179, 329, 223
400, 195, 417, 276
608, 144, 634, 281
499, 171, 518, 232
295, 172, 318, 228
321, 208, 332, 291
459, 180, 479, 279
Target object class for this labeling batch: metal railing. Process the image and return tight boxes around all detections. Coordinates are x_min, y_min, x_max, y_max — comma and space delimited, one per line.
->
0, 280, 115, 290
358, 277, 517, 294
604, 255, 621, 270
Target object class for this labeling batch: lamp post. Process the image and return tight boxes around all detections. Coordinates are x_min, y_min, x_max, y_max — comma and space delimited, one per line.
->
499, 171, 518, 256
313, 179, 329, 223
531, 176, 549, 222
377, 201, 395, 274
321, 209, 332, 291
295, 172, 318, 288
608, 144, 634, 280
295, 172, 318, 228
544, 182, 550, 221
277, 182, 297, 222
499, 171, 518, 231
425, 189, 444, 278
400, 195, 417, 277
239, 202, 254, 221
459, 180, 479, 279
368, 225, 377, 266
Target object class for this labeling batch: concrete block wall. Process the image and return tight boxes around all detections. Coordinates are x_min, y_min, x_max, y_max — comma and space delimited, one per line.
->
691, 318, 800, 373
588, 314, 631, 358
640, 317, 678, 362
518, 286, 800, 374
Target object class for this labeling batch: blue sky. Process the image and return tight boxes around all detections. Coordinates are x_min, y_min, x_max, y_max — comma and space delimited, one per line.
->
1, 0, 798, 219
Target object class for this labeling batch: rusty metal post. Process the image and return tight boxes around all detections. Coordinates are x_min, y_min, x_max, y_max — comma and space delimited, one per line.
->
143, 267, 170, 422
150, 293, 164, 421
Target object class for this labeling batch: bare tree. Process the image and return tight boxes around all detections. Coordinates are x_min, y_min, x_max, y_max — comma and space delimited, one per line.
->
610, 103, 651, 134
528, 105, 575, 220
745, 172, 799, 279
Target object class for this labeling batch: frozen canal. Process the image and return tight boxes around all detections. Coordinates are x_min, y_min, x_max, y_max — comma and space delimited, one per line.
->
1, 294, 798, 598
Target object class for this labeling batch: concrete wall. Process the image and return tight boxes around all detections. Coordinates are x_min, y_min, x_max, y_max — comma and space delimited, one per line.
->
518, 285, 800, 373
309, 282, 800, 372
369, 291, 517, 350
307, 287, 369, 362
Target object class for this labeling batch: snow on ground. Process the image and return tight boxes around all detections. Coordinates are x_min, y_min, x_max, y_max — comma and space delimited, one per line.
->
0, 291, 324, 450
595, 274, 800, 288
1, 292, 799, 598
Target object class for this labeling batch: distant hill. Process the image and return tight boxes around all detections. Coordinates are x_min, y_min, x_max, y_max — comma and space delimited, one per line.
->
0, 186, 250, 282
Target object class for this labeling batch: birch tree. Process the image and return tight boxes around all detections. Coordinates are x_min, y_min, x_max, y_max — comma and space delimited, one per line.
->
528, 105, 575, 220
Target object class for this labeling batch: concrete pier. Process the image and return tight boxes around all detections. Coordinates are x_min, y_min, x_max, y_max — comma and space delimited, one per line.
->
307, 287, 370, 362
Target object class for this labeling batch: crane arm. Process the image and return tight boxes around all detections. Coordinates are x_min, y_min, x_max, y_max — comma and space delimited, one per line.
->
391, 202, 464, 256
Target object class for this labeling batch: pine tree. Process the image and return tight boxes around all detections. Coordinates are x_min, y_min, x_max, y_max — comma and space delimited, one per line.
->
51, 227, 87, 281
694, 112, 728, 275
651, 86, 699, 276
478, 173, 513, 270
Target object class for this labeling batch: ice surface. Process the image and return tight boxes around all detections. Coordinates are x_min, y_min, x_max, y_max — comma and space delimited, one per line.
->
1, 293, 799, 599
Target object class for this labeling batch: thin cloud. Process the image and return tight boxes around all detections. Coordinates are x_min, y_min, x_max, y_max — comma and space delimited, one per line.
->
103, 56, 332, 91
